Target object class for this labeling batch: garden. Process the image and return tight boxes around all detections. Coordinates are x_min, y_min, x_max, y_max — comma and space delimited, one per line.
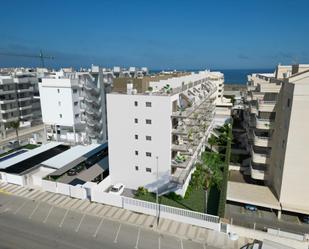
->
135, 123, 232, 216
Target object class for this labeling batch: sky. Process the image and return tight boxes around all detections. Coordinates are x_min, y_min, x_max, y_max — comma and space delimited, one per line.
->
0, 0, 308, 69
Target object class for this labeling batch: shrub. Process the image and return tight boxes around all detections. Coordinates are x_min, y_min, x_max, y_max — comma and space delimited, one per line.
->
135, 186, 148, 197
166, 192, 182, 201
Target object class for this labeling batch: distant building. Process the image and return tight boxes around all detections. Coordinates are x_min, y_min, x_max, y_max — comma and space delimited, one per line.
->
0, 71, 42, 139
39, 65, 112, 144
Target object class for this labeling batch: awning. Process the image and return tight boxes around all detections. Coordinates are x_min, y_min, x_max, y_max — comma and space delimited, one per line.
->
227, 181, 281, 210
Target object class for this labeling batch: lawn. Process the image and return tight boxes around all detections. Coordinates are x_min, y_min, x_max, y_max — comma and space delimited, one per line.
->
135, 188, 205, 213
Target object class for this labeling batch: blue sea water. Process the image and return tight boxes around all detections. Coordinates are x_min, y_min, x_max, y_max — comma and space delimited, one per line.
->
150, 69, 273, 85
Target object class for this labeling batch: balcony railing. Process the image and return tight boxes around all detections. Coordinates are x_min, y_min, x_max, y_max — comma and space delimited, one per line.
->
253, 131, 271, 147
251, 146, 270, 164
257, 100, 276, 112
250, 161, 266, 180
255, 116, 274, 130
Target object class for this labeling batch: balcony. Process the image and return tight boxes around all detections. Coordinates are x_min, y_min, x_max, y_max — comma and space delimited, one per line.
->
253, 131, 271, 147
171, 155, 193, 169
258, 83, 281, 93
0, 98, 16, 104
251, 91, 265, 100
255, 116, 274, 130
257, 100, 276, 112
2, 116, 19, 123
0, 107, 18, 113
18, 96, 32, 102
17, 87, 34, 93
251, 146, 270, 164
20, 113, 33, 119
0, 89, 16, 95
250, 161, 266, 180
249, 101, 258, 115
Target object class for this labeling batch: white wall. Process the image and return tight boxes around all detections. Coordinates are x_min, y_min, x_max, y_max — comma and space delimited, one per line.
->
3, 173, 24, 186
39, 78, 80, 126
107, 94, 172, 191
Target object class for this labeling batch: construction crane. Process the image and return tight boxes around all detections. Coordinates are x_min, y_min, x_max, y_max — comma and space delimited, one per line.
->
0, 50, 55, 68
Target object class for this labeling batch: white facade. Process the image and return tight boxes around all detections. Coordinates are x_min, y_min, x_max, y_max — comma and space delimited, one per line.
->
107, 71, 218, 195
39, 66, 111, 144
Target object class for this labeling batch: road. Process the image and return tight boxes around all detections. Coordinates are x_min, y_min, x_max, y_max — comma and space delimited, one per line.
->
0, 192, 225, 249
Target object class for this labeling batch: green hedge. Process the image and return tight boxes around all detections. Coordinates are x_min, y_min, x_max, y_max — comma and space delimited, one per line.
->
217, 122, 232, 217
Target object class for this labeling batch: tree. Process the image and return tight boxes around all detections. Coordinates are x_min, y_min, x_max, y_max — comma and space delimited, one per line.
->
9, 120, 20, 147
208, 134, 217, 150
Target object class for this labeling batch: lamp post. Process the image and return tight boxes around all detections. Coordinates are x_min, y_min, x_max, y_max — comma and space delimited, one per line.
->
156, 156, 159, 228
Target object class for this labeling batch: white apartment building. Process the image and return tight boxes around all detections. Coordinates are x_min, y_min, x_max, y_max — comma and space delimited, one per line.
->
240, 64, 309, 216
0, 72, 41, 139
107, 71, 221, 196
39, 66, 111, 144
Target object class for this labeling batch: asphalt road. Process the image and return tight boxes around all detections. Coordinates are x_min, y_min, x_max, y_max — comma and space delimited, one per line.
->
0, 193, 213, 249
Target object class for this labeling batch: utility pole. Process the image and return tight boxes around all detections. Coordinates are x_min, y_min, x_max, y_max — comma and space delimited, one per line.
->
156, 156, 159, 228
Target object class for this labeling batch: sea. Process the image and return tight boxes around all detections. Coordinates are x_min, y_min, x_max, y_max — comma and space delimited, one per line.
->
150, 69, 273, 85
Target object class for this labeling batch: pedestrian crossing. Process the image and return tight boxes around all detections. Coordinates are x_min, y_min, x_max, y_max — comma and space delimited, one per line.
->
0, 181, 243, 248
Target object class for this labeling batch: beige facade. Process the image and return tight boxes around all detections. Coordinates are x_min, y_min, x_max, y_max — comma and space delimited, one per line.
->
244, 64, 309, 215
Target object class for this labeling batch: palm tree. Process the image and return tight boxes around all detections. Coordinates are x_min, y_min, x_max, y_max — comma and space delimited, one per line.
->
208, 134, 217, 151
203, 173, 211, 213
9, 120, 20, 147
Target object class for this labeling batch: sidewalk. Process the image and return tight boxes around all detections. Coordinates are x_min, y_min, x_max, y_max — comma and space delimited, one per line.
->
0, 181, 249, 248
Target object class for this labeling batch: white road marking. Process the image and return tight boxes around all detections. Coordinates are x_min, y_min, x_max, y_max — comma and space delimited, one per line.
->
158, 236, 161, 249
14, 200, 28, 214
114, 223, 122, 243
75, 213, 86, 232
203, 243, 206, 249
43, 206, 54, 223
135, 227, 141, 249
59, 208, 69, 228
93, 217, 105, 237
29, 202, 40, 219
180, 239, 184, 249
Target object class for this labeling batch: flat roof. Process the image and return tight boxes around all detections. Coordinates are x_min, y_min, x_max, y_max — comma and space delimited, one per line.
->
47, 143, 108, 176
1, 144, 69, 175
281, 202, 309, 215
41, 144, 101, 169
74, 164, 104, 182
227, 181, 281, 210
0, 142, 63, 170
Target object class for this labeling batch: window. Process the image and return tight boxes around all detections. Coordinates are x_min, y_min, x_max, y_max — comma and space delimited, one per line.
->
58, 101, 61, 106
218, 89, 222, 92
135, 150, 138, 155
74, 101, 78, 106
57, 89, 60, 93
73, 89, 78, 94
146, 136, 152, 141
134, 118, 138, 124
146, 102, 152, 107
75, 114, 79, 118
135, 134, 138, 140
146, 119, 152, 124
146, 168, 152, 173
134, 101, 138, 106
135, 166, 139, 171
59, 114, 62, 118
287, 98, 291, 108
146, 152, 152, 157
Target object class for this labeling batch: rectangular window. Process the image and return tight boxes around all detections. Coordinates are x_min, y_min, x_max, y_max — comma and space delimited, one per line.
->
58, 101, 61, 106
146, 152, 152, 157
146, 136, 152, 141
134, 101, 138, 106
135, 166, 139, 171
287, 98, 291, 107
135, 150, 138, 155
74, 101, 78, 106
146, 119, 152, 124
59, 114, 62, 118
146, 102, 152, 107
146, 168, 152, 173
75, 114, 79, 118
73, 89, 78, 94
135, 134, 138, 140
57, 89, 60, 93
134, 118, 138, 124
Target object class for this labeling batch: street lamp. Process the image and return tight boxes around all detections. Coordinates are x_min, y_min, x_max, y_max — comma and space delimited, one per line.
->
156, 156, 159, 228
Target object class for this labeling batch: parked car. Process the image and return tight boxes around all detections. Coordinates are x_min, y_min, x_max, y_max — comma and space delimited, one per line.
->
245, 204, 257, 211
300, 215, 309, 224
110, 183, 125, 195
67, 169, 77, 176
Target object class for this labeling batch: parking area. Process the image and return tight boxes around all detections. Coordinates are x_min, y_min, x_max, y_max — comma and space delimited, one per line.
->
225, 202, 309, 234
0, 194, 206, 249
0, 181, 247, 249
